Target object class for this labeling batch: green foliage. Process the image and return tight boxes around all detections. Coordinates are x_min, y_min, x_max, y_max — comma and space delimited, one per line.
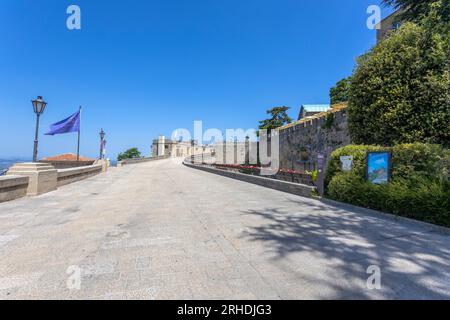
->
382, 0, 450, 26
311, 170, 318, 183
391, 143, 450, 181
323, 113, 335, 129
330, 77, 351, 105
258, 106, 292, 135
348, 21, 450, 147
326, 143, 450, 227
117, 148, 142, 161
305, 170, 319, 182
328, 173, 450, 227
325, 145, 388, 187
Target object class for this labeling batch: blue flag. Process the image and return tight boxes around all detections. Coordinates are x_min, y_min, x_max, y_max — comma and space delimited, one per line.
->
45, 109, 81, 136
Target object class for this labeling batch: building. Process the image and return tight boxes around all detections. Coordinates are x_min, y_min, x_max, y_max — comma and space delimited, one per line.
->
297, 105, 331, 121
376, 10, 403, 43
151, 136, 214, 158
40, 153, 96, 169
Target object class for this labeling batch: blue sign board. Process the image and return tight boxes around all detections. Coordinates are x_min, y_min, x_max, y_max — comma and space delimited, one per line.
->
367, 152, 391, 185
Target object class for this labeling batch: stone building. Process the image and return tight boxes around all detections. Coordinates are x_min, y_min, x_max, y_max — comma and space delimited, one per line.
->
215, 142, 247, 165
297, 105, 330, 120
151, 136, 214, 158
376, 10, 403, 43
40, 153, 96, 169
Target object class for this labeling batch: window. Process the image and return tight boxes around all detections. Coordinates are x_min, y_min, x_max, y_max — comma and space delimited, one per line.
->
392, 22, 401, 30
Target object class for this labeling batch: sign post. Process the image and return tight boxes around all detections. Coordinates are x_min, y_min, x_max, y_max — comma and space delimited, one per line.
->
340, 156, 353, 172
317, 153, 325, 197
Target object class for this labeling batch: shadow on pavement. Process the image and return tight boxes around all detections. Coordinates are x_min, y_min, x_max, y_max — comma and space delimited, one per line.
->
240, 199, 450, 299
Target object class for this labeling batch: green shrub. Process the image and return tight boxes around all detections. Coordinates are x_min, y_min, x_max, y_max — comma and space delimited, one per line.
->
392, 143, 450, 181
325, 145, 388, 187
327, 173, 450, 227
327, 173, 388, 210
385, 178, 450, 225
348, 21, 450, 147
325, 143, 450, 227
117, 148, 142, 161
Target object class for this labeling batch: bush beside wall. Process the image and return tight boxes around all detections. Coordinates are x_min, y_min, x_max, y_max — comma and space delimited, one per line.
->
325, 143, 450, 227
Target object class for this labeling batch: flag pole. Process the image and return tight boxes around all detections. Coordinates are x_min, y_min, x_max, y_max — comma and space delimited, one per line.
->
77, 106, 81, 162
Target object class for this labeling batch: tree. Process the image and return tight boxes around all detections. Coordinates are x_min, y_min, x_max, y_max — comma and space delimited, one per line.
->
330, 77, 351, 105
382, 0, 450, 25
117, 148, 142, 161
348, 16, 450, 147
258, 106, 292, 135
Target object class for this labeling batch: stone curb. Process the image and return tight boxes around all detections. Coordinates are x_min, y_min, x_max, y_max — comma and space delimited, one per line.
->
183, 161, 315, 198
118, 156, 170, 167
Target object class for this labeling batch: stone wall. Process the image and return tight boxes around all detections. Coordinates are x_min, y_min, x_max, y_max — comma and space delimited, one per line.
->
210, 105, 350, 171
151, 137, 215, 158
4, 162, 106, 202
0, 176, 29, 203
39, 160, 95, 169
57, 164, 103, 187
183, 161, 315, 198
376, 10, 402, 43
214, 143, 248, 165
278, 104, 350, 172
117, 155, 170, 167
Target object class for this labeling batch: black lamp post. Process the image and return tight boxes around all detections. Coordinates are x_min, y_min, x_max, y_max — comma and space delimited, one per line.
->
103, 140, 107, 159
99, 129, 105, 159
31, 96, 47, 162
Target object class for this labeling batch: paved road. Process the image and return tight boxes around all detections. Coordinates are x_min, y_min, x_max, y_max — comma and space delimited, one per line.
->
0, 159, 449, 299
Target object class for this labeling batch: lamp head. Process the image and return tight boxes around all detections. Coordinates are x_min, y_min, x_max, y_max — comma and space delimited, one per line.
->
31, 96, 47, 115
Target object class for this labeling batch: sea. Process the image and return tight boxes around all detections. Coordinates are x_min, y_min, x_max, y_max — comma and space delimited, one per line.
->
0, 158, 31, 173
0, 157, 117, 174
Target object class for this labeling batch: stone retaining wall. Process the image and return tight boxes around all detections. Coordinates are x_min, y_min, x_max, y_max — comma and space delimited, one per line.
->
184, 161, 315, 198
2, 162, 106, 203
57, 164, 103, 187
39, 160, 95, 169
117, 155, 170, 166
0, 176, 29, 203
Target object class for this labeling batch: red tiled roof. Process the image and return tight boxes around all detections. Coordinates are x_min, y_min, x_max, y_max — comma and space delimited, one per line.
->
41, 153, 95, 162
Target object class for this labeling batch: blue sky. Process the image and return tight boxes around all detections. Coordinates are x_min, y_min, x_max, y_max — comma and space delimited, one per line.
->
0, 0, 392, 159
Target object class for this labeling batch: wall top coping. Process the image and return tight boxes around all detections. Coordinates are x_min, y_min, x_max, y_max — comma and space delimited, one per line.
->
0, 175, 29, 188
7, 162, 57, 173
120, 155, 170, 165
57, 164, 103, 177
277, 102, 348, 132
184, 161, 315, 190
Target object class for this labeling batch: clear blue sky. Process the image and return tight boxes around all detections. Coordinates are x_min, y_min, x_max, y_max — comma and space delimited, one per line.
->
0, 0, 392, 159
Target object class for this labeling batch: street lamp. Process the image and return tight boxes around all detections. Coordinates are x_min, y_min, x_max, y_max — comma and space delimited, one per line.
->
99, 129, 105, 159
31, 96, 47, 162
103, 140, 107, 159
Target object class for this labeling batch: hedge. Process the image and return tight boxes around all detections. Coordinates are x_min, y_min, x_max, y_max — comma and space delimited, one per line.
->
325, 143, 450, 227
347, 21, 450, 147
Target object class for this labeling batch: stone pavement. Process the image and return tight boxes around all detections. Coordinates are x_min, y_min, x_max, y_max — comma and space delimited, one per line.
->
0, 159, 449, 299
